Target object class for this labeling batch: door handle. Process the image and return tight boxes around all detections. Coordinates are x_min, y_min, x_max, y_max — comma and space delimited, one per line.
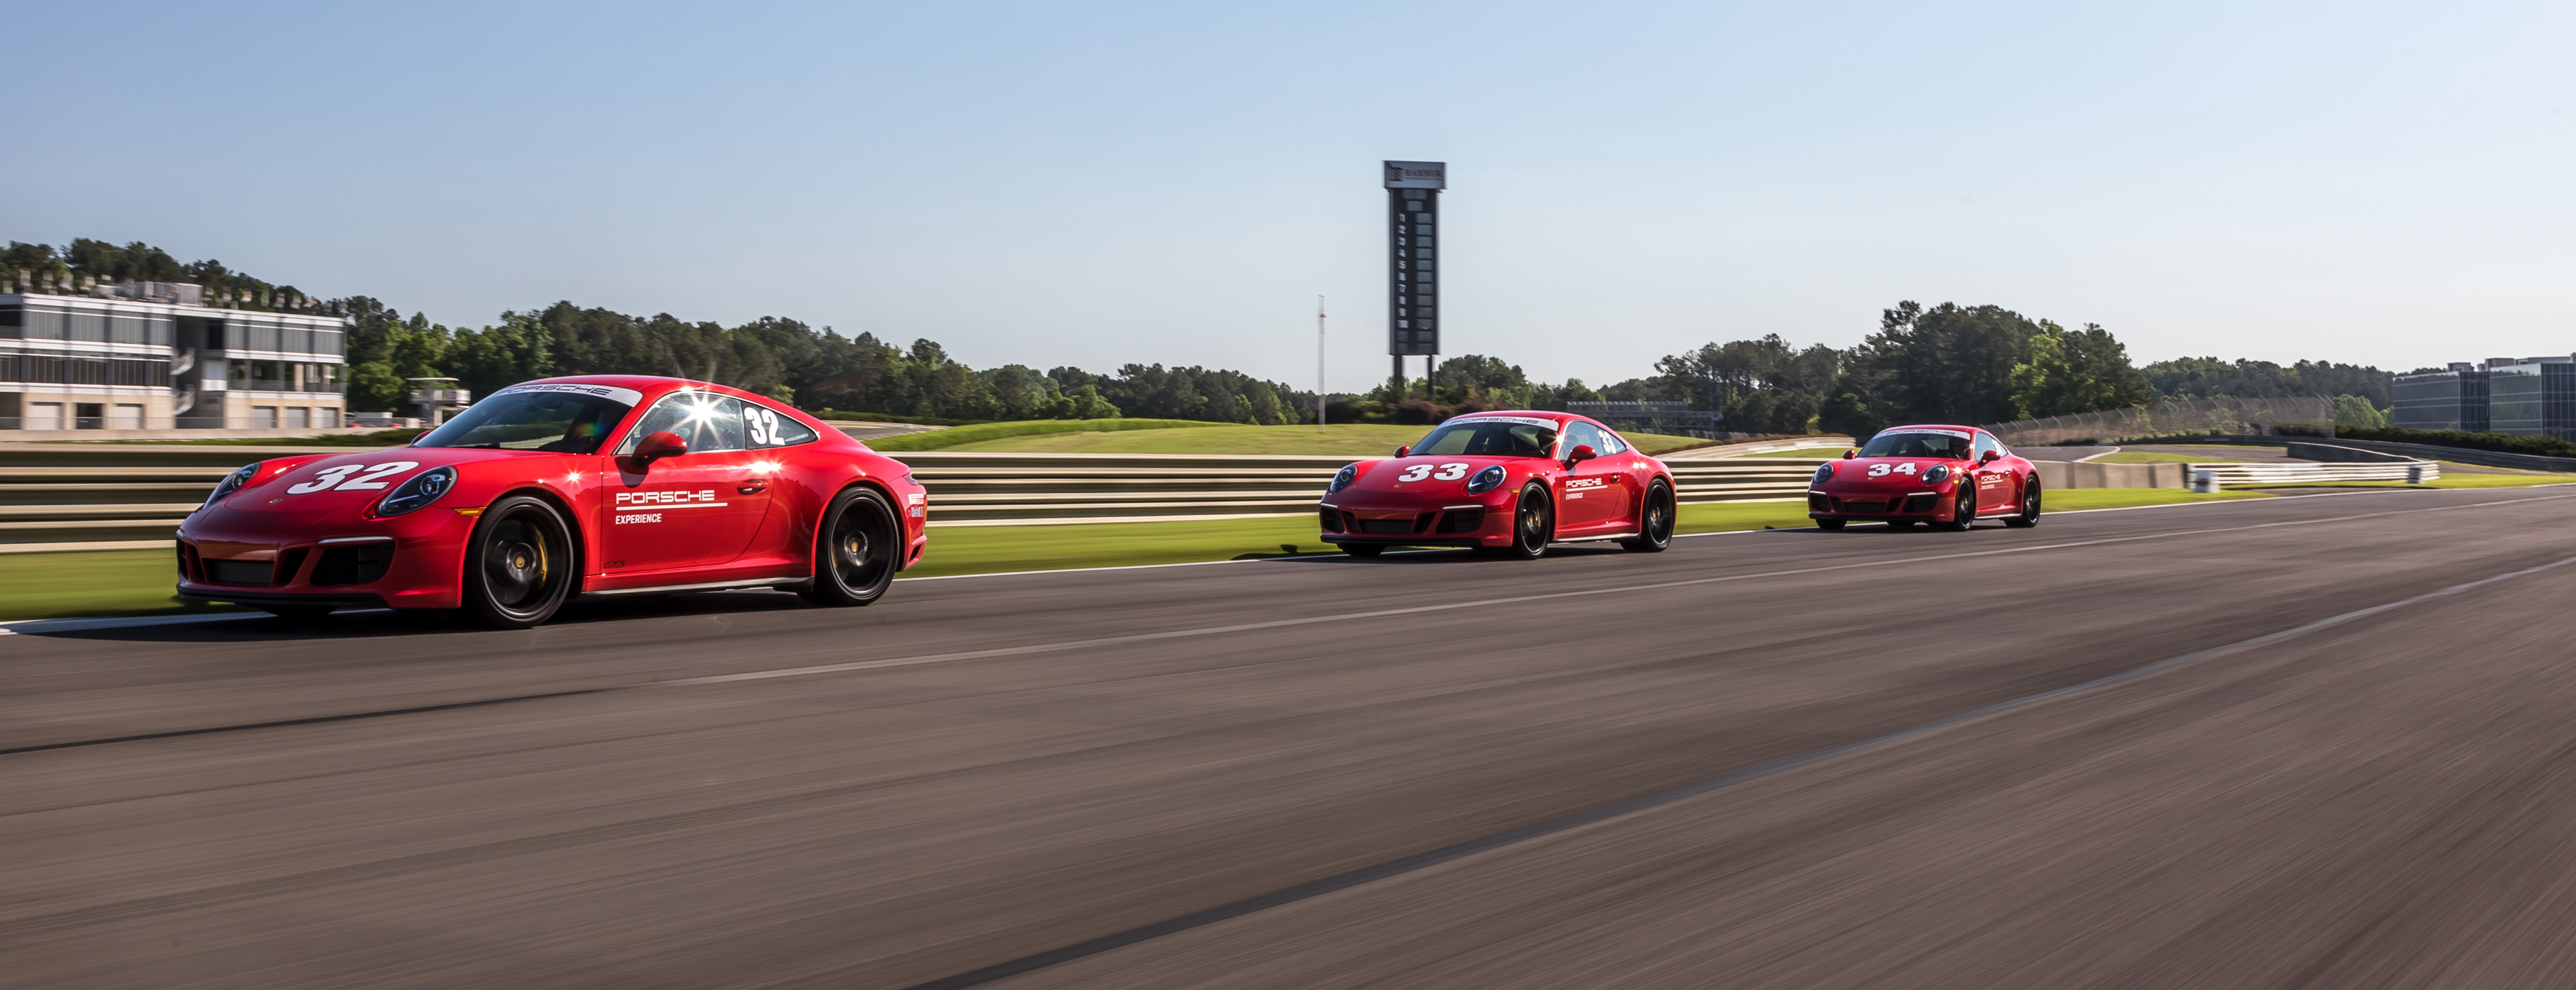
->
735, 481, 769, 494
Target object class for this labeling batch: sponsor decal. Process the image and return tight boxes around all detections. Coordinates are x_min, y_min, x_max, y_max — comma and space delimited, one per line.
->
615, 513, 663, 525
287, 461, 421, 494
1445, 415, 1560, 429
494, 382, 646, 406
1564, 477, 1610, 491
614, 490, 722, 506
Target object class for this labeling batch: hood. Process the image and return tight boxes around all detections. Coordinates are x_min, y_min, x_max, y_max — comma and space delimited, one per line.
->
1815, 455, 1970, 490
1343, 454, 1536, 497
205, 445, 562, 518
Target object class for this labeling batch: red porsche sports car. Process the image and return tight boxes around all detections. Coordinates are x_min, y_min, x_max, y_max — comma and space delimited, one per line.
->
1806, 424, 2040, 531
175, 375, 929, 628
1319, 411, 1677, 558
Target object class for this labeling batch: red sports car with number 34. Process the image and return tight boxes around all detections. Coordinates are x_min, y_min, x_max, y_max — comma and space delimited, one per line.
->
174, 375, 928, 628
1806, 424, 2041, 531
1320, 411, 1677, 558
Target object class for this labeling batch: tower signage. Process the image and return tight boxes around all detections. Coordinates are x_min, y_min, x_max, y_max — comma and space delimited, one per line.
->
1385, 161, 1444, 381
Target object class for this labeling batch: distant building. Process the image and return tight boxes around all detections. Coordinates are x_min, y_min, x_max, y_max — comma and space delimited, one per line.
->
0, 289, 347, 431
2394, 355, 2576, 441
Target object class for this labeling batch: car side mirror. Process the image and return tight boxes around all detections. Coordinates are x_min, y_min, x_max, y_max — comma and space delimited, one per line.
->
1842, 449, 1857, 459
635, 431, 688, 461
1980, 449, 2001, 464
1566, 444, 1598, 465
1395, 445, 1410, 457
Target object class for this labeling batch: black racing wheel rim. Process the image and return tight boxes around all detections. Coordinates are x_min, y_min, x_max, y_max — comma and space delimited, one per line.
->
2023, 484, 2042, 522
1644, 484, 1673, 544
826, 494, 897, 595
1954, 488, 1977, 528
1517, 487, 1551, 554
480, 505, 568, 620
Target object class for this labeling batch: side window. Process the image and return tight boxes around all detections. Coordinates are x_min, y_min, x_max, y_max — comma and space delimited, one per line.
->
621, 392, 750, 454
1564, 421, 1607, 455
1594, 426, 1629, 455
1972, 432, 2000, 460
741, 400, 820, 449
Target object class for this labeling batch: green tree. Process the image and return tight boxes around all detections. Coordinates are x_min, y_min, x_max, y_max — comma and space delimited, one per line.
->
2007, 321, 2154, 419
2333, 394, 2391, 431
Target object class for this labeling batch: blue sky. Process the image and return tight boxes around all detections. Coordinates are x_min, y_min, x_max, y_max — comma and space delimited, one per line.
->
5, 1, 2569, 390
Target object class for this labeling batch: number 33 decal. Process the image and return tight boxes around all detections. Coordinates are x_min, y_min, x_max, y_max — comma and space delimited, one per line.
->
288, 461, 421, 494
1397, 462, 1472, 482
1866, 462, 1920, 478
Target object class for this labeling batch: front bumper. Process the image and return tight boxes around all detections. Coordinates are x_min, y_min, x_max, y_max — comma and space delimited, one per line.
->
175, 505, 481, 611
1807, 488, 1955, 520
1317, 494, 1513, 547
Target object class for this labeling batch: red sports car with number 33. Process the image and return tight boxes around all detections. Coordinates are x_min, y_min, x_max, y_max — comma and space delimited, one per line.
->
1320, 411, 1677, 558
174, 375, 928, 628
1806, 424, 2041, 531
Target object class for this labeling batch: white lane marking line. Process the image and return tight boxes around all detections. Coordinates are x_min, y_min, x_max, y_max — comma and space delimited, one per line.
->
655, 492, 2576, 688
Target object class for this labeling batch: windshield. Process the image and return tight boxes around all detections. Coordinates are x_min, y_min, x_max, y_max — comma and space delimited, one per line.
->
1409, 418, 1560, 457
413, 390, 635, 453
1858, 431, 1973, 459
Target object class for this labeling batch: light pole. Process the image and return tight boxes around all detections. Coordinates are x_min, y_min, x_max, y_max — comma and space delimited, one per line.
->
1316, 295, 1327, 433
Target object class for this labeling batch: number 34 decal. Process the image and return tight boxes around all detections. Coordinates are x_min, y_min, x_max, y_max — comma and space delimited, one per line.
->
1866, 462, 1921, 478
1397, 462, 1472, 482
287, 461, 421, 494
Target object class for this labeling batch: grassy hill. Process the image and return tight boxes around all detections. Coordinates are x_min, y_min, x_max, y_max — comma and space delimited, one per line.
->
912, 423, 1711, 456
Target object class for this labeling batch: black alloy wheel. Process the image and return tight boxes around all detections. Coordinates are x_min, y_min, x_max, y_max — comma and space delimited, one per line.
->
2006, 478, 2042, 528
463, 495, 576, 629
1499, 482, 1554, 559
1621, 479, 1674, 553
1941, 487, 1976, 532
1815, 518, 1847, 531
802, 487, 900, 607
1342, 543, 1385, 558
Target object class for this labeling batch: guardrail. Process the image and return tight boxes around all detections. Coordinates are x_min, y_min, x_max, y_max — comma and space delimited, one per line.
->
2190, 461, 2438, 486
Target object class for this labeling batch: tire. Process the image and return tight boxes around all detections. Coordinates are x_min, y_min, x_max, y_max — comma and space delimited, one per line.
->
2005, 479, 2041, 528
1501, 483, 1554, 559
1940, 487, 1976, 532
801, 487, 900, 607
1621, 480, 1674, 553
462, 495, 576, 629
1815, 518, 1846, 531
259, 605, 334, 622
1342, 543, 1385, 558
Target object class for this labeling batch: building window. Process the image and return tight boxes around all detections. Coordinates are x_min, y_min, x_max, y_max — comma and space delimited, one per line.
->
26, 402, 63, 430
111, 404, 143, 429
284, 406, 310, 429
68, 313, 105, 342
22, 309, 64, 340
252, 406, 278, 429
317, 407, 340, 429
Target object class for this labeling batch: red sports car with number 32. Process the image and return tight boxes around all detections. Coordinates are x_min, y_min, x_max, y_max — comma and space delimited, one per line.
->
174, 375, 928, 628
1806, 424, 2041, 531
1320, 411, 1677, 558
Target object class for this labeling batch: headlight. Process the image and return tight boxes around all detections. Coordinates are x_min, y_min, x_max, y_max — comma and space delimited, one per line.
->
1811, 463, 1834, 485
1921, 465, 1951, 486
205, 462, 261, 507
1330, 464, 1357, 493
373, 465, 455, 517
1465, 465, 1507, 494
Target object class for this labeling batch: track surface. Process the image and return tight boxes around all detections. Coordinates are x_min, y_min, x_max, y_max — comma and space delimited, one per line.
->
9, 487, 2576, 987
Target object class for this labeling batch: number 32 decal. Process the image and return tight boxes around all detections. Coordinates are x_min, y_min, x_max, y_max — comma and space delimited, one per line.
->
1397, 462, 1472, 482
288, 461, 421, 494
1866, 462, 1920, 478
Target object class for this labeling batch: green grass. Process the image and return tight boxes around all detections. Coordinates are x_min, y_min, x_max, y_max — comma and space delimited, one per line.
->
1733, 447, 1845, 459
0, 488, 2298, 623
864, 418, 1228, 451
927, 422, 1707, 456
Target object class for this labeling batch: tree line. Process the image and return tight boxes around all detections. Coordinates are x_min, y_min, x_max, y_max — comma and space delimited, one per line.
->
1633, 301, 2398, 437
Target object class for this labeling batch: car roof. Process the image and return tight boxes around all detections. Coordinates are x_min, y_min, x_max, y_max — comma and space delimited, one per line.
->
1880, 423, 1984, 435
507, 375, 761, 404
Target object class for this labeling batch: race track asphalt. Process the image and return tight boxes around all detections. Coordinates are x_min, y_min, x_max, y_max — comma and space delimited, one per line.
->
7, 486, 2576, 988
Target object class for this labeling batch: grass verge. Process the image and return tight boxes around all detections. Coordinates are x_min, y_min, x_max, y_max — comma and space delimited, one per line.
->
928, 422, 1707, 456
865, 418, 1228, 451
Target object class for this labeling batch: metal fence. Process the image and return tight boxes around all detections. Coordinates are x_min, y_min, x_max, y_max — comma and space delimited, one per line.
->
1983, 396, 2337, 447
